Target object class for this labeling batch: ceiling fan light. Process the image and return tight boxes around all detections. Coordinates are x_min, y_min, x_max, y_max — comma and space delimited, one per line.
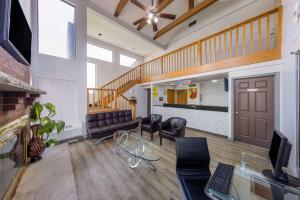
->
147, 18, 152, 24
153, 16, 159, 23
148, 12, 154, 20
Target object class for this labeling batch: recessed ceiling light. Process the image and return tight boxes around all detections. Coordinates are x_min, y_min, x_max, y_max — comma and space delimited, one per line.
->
98, 33, 102, 36
212, 79, 218, 83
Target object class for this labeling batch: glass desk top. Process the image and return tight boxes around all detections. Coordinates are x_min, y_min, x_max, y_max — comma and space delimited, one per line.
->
205, 152, 300, 200
114, 130, 160, 170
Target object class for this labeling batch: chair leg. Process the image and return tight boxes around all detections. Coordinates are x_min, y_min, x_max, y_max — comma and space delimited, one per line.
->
160, 137, 162, 145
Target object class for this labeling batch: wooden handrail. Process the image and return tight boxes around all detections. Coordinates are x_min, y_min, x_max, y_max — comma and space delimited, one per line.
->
100, 65, 141, 89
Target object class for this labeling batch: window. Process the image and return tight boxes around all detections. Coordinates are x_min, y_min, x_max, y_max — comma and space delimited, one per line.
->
120, 54, 137, 67
87, 44, 113, 62
87, 63, 96, 88
38, 0, 75, 59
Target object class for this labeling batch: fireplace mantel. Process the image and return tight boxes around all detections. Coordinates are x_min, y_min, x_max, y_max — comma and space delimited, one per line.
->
0, 71, 45, 94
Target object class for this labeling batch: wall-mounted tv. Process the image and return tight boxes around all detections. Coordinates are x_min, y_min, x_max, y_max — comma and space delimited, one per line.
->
0, 0, 32, 66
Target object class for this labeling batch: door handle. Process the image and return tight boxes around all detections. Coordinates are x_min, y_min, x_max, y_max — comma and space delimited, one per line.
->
235, 112, 239, 115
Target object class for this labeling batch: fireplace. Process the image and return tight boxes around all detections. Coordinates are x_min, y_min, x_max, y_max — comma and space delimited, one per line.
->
0, 115, 29, 199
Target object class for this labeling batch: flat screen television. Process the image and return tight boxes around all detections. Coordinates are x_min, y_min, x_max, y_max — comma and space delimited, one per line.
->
0, 0, 32, 66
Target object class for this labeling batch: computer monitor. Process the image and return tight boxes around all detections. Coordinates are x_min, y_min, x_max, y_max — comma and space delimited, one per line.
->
268, 130, 292, 182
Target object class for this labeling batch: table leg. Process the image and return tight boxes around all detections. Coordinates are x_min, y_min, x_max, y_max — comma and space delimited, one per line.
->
128, 156, 142, 168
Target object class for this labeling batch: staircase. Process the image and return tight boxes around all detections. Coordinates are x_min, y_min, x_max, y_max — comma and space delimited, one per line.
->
87, 66, 141, 118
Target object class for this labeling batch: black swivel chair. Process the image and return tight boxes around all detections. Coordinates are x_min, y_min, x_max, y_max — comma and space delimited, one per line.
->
159, 117, 186, 145
140, 114, 162, 141
176, 137, 211, 200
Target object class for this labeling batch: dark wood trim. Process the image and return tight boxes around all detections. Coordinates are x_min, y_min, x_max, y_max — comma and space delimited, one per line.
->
154, 0, 217, 39
114, 0, 129, 17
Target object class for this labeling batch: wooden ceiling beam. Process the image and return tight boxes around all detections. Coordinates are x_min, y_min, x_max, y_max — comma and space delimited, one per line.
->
114, 0, 129, 17
154, 0, 217, 40
189, 0, 194, 10
157, 0, 174, 12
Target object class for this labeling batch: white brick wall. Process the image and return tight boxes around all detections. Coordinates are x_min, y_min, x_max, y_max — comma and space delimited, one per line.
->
152, 106, 228, 137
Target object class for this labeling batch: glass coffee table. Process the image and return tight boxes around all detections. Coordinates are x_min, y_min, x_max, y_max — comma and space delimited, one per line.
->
205, 152, 300, 200
114, 130, 160, 171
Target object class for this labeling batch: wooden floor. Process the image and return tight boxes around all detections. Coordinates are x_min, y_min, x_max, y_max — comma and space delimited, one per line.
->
69, 128, 268, 200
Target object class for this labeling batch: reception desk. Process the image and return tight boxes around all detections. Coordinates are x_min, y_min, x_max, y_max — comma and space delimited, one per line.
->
152, 104, 228, 137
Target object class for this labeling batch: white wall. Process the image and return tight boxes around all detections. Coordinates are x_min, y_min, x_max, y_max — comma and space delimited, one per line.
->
31, 0, 87, 139
281, 0, 300, 176
87, 37, 143, 87
123, 84, 147, 118
200, 81, 228, 107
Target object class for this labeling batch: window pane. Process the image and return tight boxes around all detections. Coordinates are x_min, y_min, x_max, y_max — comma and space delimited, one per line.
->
38, 0, 75, 59
87, 63, 96, 88
87, 44, 112, 62
120, 54, 137, 67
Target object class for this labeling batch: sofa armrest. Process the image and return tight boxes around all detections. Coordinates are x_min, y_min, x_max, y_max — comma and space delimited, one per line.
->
141, 116, 151, 124
159, 120, 169, 130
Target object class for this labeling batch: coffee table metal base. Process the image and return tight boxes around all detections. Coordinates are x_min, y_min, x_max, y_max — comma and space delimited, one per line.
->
128, 155, 157, 171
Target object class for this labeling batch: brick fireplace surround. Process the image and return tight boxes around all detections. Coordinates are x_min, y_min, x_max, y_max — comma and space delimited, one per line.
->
0, 46, 44, 199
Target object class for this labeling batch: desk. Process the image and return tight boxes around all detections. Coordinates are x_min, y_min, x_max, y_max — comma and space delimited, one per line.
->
205, 153, 300, 200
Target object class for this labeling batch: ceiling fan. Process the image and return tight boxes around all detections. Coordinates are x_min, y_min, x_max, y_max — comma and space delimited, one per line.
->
131, 0, 176, 32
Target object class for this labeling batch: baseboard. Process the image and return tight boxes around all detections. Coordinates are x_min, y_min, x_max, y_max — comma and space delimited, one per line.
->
186, 127, 228, 139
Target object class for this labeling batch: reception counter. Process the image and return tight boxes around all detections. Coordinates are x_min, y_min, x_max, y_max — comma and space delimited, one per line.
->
152, 104, 228, 137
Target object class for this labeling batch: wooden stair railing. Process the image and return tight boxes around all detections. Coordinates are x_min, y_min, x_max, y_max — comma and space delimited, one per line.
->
87, 88, 136, 119
100, 66, 141, 90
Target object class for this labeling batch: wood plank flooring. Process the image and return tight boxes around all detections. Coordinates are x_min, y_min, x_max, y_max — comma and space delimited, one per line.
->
69, 128, 268, 200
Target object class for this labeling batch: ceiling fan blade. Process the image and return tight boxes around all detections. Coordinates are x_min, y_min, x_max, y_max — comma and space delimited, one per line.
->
133, 17, 146, 25
152, 23, 158, 32
160, 13, 176, 20
137, 20, 147, 31
130, 0, 147, 10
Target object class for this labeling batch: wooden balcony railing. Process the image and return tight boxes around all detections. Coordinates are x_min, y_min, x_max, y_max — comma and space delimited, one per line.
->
139, 7, 282, 82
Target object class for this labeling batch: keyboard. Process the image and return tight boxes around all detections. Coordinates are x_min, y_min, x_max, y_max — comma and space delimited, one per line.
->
208, 163, 234, 194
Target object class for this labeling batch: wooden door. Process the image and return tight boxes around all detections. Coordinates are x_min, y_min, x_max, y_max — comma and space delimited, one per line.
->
234, 76, 274, 148
177, 89, 187, 105
167, 89, 175, 104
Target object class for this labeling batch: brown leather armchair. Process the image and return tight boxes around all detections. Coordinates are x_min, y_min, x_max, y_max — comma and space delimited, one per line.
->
159, 117, 187, 145
140, 114, 162, 141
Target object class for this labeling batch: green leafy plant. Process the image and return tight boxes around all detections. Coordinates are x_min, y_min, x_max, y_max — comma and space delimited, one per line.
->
30, 102, 65, 146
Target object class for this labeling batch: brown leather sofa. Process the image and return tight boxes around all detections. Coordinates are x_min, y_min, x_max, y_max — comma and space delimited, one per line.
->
86, 110, 139, 139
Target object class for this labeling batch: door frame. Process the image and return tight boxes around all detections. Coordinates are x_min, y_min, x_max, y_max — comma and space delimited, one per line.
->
230, 72, 280, 143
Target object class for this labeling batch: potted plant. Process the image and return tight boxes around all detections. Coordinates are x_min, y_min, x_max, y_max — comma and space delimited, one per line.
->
28, 102, 65, 162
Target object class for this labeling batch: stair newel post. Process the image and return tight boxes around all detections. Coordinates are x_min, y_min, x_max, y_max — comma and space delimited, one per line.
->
114, 90, 117, 110
87, 88, 89, 113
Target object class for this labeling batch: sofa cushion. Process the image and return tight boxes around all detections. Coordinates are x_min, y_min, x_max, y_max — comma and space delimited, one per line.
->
88, 127, 102, 135
125, 110, 133, 121
112, 111, 120, 124
105, 112, 113, 125
98, 113, 106, 127
119, 110, 126, 122
86, 114, 98, 129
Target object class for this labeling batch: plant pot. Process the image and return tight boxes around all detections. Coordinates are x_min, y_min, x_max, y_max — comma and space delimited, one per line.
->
28, 137, 45, 162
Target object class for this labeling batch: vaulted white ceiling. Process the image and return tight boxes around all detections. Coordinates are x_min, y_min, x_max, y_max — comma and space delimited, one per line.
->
87, 0, 278, 57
